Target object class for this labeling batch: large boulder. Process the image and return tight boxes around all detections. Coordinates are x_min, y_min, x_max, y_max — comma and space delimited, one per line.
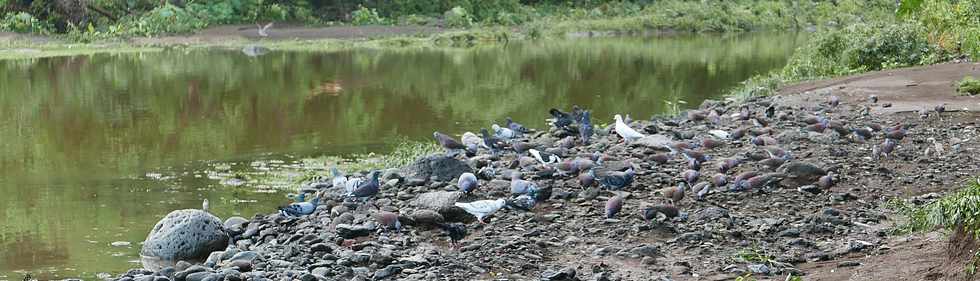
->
141, 209, 229, 271
411, 191, 471, 222
401, 155, 472, 183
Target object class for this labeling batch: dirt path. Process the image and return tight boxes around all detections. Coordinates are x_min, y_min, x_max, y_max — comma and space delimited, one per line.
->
779, 63, 980, 114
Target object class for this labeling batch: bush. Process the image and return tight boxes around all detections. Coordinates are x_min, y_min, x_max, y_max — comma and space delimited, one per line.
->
444, 6, 473, 28
958, 76, 980, 96
780, 22, 935, 81
126, 4, 208, 36
0, 12, 52, 34
351, 6, 385, 25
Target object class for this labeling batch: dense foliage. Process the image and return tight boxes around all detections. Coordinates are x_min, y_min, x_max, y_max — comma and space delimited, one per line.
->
0, 0, 897, 40
729, 0, 980, 100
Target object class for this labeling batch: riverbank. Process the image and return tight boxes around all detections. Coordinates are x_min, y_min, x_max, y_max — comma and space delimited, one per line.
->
110, 62, 980, 281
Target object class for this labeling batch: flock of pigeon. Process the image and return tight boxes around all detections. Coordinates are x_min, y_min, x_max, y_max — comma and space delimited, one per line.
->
274, 94, 930, 249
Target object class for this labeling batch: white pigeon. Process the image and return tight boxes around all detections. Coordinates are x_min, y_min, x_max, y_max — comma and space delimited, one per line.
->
257, 22, 273, 37
492, 124, 517, 140
529, 149, 560, 165
331, 166, 348, 190
614, 114, 645, 142
454, 198, 507, 223
345, 176, 363, 196
461, 132, 482, 152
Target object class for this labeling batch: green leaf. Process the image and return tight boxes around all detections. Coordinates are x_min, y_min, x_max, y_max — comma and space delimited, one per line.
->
896, 0, 923, 17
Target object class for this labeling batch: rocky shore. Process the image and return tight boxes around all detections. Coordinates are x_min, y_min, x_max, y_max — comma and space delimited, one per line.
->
112, 73, 980, 281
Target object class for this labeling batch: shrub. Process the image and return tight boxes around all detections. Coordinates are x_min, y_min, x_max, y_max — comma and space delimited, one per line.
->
0, 12, 52, 34
126, 4, 208, 36
444, 6, 473, 28
957, 76, 980, 96
351, 6, 385, 25
780, 22, 935, 81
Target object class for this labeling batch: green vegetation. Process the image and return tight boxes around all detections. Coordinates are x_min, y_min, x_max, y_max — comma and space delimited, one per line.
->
891, 180, 980, 236
957, 76, 980, 96
0, 0, 896, 43
727, 0, 980, 101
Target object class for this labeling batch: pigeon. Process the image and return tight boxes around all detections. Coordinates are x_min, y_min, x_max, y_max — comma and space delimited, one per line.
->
506, 117, 529, 134
331, 166, 348, 190
458, 172, 478, 194
480, 128, 506, 154
202, 199, 209, 212
614, 114, 645, 142
579, 170, 596, 188
884, 126, 907, 140
256, 22, 273, 37
708, 110, 722, 124
461, 132, 482, 153
376, 211, 401, 232
605, 195, 624, 218
529, 149, 561, 165
682, 169, 700, 185
687, 110, 707, 122
818, 174, 834, 189
349, 171, 380, 200
598, 167, 635, 190
700, 138, 724, 150
738, 105, 752, 120
433, 131, 466, 154
454, 198, 506, 223
679, 149, 710, 163
765, 106, 776, 118
641, 204, 679, 221
558, 158, 595, 175
511, 141, 535, 154
649, 153, 671, 164
828, 95, 840, 107
881, 138, 898, 157
851, 127, 873, 141
711, 173, 728, 187
510, 174, 539, 195
758, 156, 787, 170
869, 95, 878, 103
731, 127, 747, 140
661, 182, 686, 205
693, 182, 710, 201
508, 194, 537, 210
438, 223, 467, 249
751, 135, 778, 146
549, 108, 575, 129
492, 124, 518, 140
279, 194, 320, 217
718, 158, 741, 174
731, 171, 760, 191
579, 111, 593, 143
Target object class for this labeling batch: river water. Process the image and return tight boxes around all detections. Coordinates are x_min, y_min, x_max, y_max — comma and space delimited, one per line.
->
0, 32, 803, 279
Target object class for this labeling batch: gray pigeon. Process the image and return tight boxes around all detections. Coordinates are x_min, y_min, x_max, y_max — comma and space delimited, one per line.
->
510, 174, 539, 195
598, 168, 635, 190
458, 172, 478, 194
349, 171, 380, 200
433, 131, 466, 155
693, 182, 710, 201
605, 195, 624, 218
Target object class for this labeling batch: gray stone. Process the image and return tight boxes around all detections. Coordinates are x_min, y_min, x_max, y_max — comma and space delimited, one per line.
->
174, 266, 207, 281
694, 207, 730, 221
184, 272, 214, 281
311, 266, 329, 276
629, 244, 661, 258
747, 264, 770, 275
372, 265, 402, 279
223, 217, 248, 232
227, 251, 261, 263
411, 191, 470, 222
634, 134, 673, 149
205, 251, 224, 267
336, 224, 374, 239
401, 155, 472, 183
407, 209, 444, 227
141, 209, 230, 271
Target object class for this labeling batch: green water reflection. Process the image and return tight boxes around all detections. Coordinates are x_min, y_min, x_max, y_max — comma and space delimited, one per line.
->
0, 32, 803, 279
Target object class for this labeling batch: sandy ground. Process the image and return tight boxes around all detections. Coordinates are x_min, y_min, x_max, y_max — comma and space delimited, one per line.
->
782, 62, 980, 281
780, 63, 980, 114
